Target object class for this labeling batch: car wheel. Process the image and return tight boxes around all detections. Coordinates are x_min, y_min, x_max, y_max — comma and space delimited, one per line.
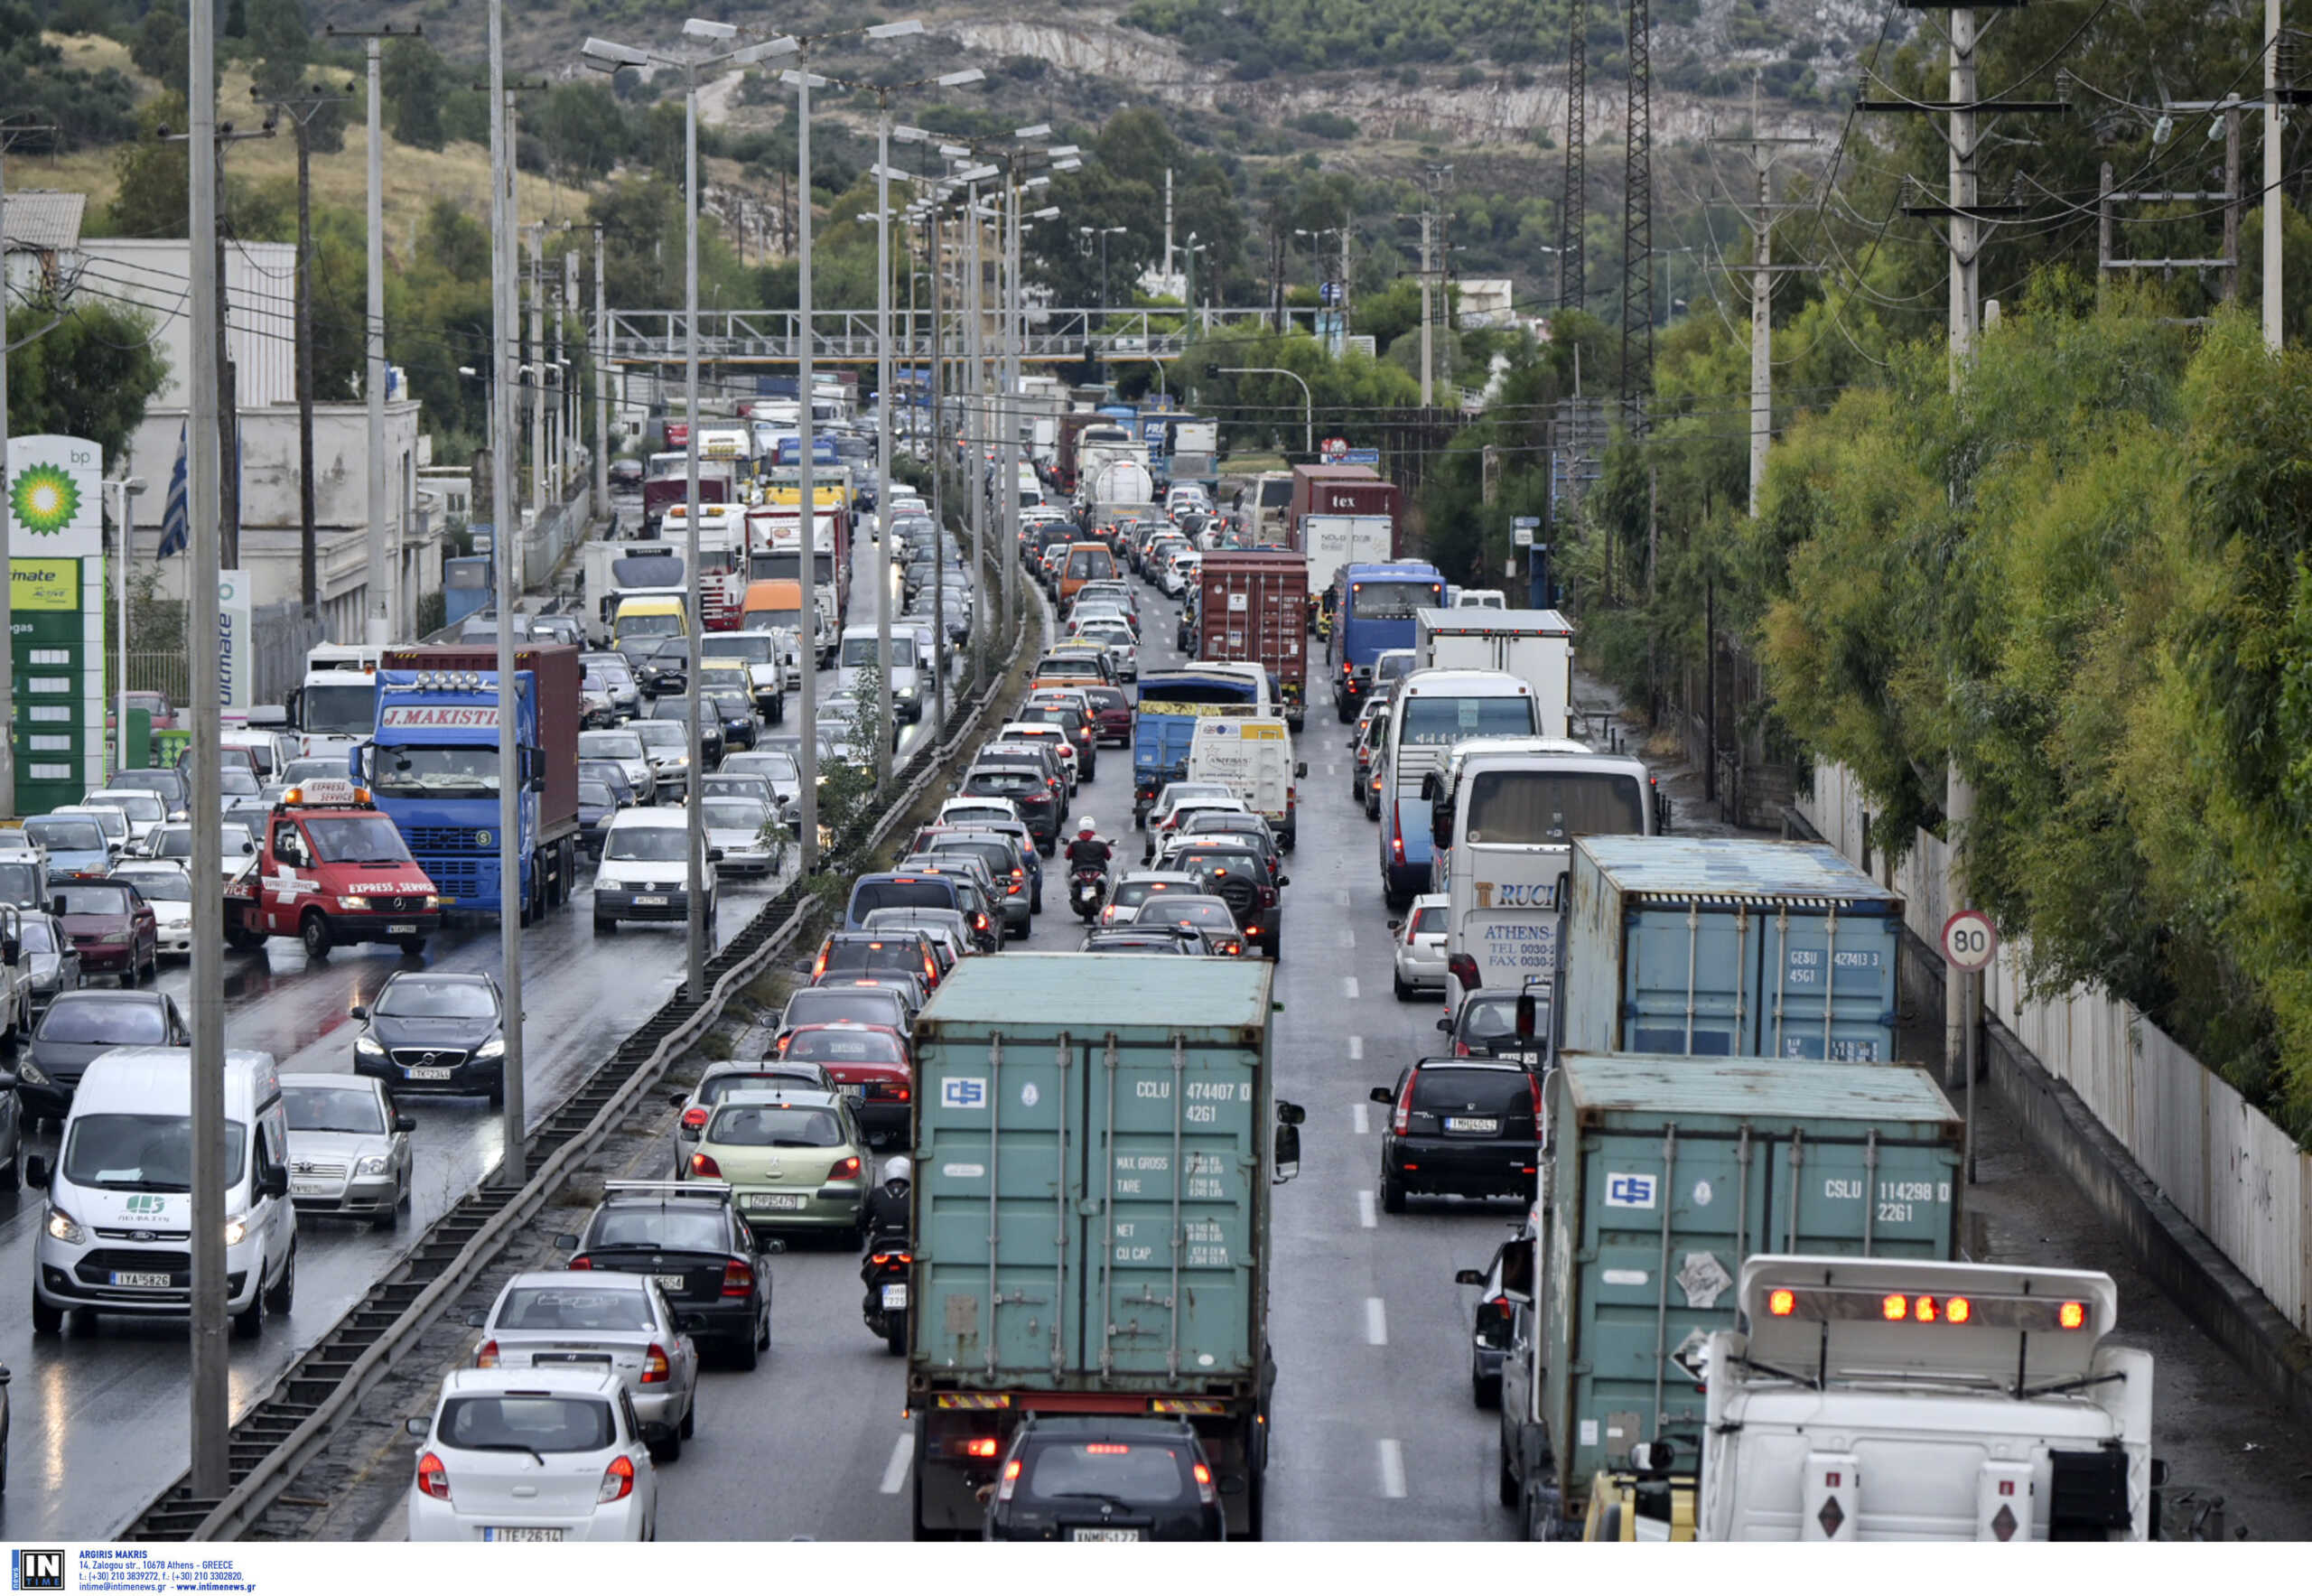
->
1473, 1354, 1502, 1411
679, 1397, 695, 1440
299, 911, 332, 961
1498, 1447, 1519, 1507
758, 1304, 772, 1351
30, 1293, 59, 1337
487, 1078, 505, 1109
1380, 1171, 1408, 1216
651, 1431, 681, 1464
118, 957, 137, 989
594, 915, 618, 935
1393, 970, 1412, 1002
396, 937, 426, 957
232, 1284, 264, 1339
266, 1246, 295, 1313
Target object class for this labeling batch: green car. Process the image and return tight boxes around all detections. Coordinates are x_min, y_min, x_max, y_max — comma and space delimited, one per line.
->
683, 1087, 869, 1237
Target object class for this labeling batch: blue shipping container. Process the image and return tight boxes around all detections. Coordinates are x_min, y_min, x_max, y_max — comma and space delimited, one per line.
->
1562, 836, 1904, 1061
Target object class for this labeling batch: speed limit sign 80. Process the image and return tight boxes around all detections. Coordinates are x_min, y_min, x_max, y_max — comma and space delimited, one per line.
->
1941, 909, 1998, 973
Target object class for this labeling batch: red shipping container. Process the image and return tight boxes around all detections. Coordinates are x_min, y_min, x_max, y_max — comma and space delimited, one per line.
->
1197, 551, 1311, 725
1287, 464, 1402, 540
380, 642, 583, 842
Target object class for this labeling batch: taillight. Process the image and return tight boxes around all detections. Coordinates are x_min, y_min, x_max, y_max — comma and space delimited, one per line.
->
1391, 805, 1404, 859
1393, 1075, 1415, 1134
474, 1339, 499, 1367
812, 947, 828, 979
722, 1260, 754, 1298
966, 1437, 1001, 1460
690, 1152, 722, 1178
870, 1251, 914, 1267
828, 1155, 862, 1181
996, 1457, 1022, 1503
569, 1255, 593, 1271
681, 1106, 709, 1133
597, 1455, 636, 1504
1192, 1461, 1217, 1506
1455, 1040, 1471, 1058
416, 1451, 452, 1500
642, 1343, 671, 1383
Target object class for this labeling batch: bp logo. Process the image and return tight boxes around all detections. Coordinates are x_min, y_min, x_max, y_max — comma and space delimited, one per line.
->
9, 462, 79, 537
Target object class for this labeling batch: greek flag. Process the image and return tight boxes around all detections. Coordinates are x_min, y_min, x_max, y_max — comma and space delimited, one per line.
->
155, 422, 188, 558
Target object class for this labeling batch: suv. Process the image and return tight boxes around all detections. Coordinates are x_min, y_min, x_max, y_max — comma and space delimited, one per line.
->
912, 833, 1034, 938
1368, 1059, 1543, 1213
554, 1180, 776, 1369
984, 1414, 1226, 1541
1167, 842, 1286, 961
811, 930, 942, 993
957, 766, 1059, 854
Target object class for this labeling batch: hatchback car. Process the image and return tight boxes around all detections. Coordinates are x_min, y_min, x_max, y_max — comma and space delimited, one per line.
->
1169, 843, 1285, 960
406, 1367, 658, 1543
282, 1071, 415, 1226
50, 880, 158, 985
14, 911, 79, 1016
556, 1181, 774, 1369
778, 1022, 912, 1148
351, 970, 508, 1106
1126, 893, 1246, 956
16, 988, 186, 1123
108, 864, 193, 959
957, 767, 1058, 854
1099, 871, 1205, 929
469, 1270, 700, 1459
1369, 1059, 1543, 1213
1391, 894, 1450, 1000
984, 1414, 1226, 1541
681, 1087, 869, 1239
1438, 986, 1544, 1060
811, 930, 939, 994
671, 1059, 839, 1158
772, 986, 910, 1048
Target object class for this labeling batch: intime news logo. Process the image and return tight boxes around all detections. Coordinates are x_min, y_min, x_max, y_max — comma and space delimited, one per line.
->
12, 1548, 64, 1591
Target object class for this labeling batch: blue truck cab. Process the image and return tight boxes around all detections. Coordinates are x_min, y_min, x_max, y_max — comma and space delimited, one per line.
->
1132, 667, 1268, 826
1327, 561, 1444, 721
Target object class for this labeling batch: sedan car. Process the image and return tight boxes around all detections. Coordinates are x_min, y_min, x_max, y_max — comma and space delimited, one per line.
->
108, 864, 193, 958
646, 699, 723, 769
406, 1367, 658, 1543
556, 1181, 773, 1369
682, 1087, 869, 1240
50, 881, 158, 985
629, 718, 696, 796
17, 988, 187, 1124
1369, 1059, 1543, 1214
579, 729, 657, 805
1391, 893, 1450, 1000
778, 1022, 912, 1148
14, 911, 79, 1016
469, 1270, 699, 1460
772, 985, 910, 1049
984, 1414, 1226, 1542
282, 1071, 415, 1226
351, 970, 508, 1106
699, 796, 778, 878
719, 750, 800, 819
1126, 893, 1247, 957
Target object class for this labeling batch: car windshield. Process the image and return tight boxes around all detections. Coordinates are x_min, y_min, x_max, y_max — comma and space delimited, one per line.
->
709, 1103, 844, 1147
704, 801, 766, 832
148, 831, 192, 859
586, 1208, 732, 1252
965, 771, 1041, 798
631, 723, 685, 751
1349, 581, 1441, 620
87, 792, 163, 822
284, 1084, 386, 1134
217, 768, 261, 797
701, 1070, 817, 1105
117, 872, 189, 902
109, 772, 180, 800
17, 919, 54, 953
702, 635, 773, 663
1398, 696, 1540, 747
1463, 770, 1646, 845
26, 818, 104, 852
1113, 881, 1188, 910
1458, 999, 1524, 1046
581, 732, 647, 761
618, 611, 682, 639
304, 815, 415, 864
495, 1285, 655, 1332
580, 781, 615, 807
784, 1028, 903, 1064
378, 979, 498, 1019
39, 995, 165, 1043
61, 1112, 247, 1191
54, 884, 133, 916
1161, 901, 1235, 929
604, 826, 687, 862
439, 1395, 614, 1454
302, 681, 378, 737
1411, 1067, 1534, 1115
728, 752, 797, 781
0, 862, 42, 905
370, 745, 499, 797
1410, 903, 1446, 935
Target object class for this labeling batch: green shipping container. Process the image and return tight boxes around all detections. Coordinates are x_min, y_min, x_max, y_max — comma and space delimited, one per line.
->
1534, 1054, 1962, 1524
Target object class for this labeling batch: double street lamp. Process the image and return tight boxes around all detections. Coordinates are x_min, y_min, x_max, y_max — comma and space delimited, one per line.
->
1080, 224, 1126, 309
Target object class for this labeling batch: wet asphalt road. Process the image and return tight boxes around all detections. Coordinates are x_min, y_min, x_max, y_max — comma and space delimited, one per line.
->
0, 535, 942, 1539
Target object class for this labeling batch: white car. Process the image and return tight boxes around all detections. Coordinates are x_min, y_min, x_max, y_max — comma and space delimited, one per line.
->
593, 808, 719, 934
579, 728, 658, 806
1391, 893, 1450, 1000
406, 1367, 658, 1543
1071, 617, 1139, 680
468, 1270, 701, 1459
935, 796, 1022, 829
110, 863, 194, 957
699, 795, 778, 878
81, 789, 165, 852
1142, 794, 1252, 860
1143, 781, 1238, 834
1159, 551, 1202, 598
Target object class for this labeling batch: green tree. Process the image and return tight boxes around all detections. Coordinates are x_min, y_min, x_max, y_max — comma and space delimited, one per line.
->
5, 298, 171, 466
99, 92, 191, 238
381, 36, 444, 151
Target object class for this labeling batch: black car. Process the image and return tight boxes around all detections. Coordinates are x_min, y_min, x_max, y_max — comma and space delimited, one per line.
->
16, 988, 188, 1123
1078, 927, 1202, 954
648, 698, 725, 768
351, 970, 508, 1106
1170, 843, 1285, 961
1439, 986, 1546, 1061
810, 930, 940, 992
704, 689, 758, 751
579, 778, 619, 857
579, 758, 639, 810
957, 766, 1058, 854
555, 1181, 775, 1368
984, 1414, 1226, 1541
640, 636, 690, 696
1369, 1059, 1543, 1214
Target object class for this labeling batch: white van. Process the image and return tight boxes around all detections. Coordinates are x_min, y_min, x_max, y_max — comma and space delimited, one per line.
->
834, 624, 924, 723
1187, 714, 1306, 851
30, 1047, 296, 1338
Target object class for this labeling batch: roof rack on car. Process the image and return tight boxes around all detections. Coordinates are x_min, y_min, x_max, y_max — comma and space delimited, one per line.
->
601, 1180, 732, 1199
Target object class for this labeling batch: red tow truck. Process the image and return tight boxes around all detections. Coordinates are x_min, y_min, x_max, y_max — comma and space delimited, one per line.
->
225, 779, 443, 960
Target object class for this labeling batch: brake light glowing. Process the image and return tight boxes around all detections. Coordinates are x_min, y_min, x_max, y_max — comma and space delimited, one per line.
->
416, 1451, 451, 1500
2058, 1301, 2087, 1330
690, 1152, 722, 1177
722, 1260, 754, 1298
568, 1255, 593, 1271
474, 1339, 499, 1367
829, 1155, 862, 1181
1085, 1443, 1130, 1455
1767, 1288, 1796, 1318
1916, 1294, 1939, 1323
598, 1454, 635, 1503
965, 1438, 1001, 1459
1946, 1295, 1972, 1324
681, 1106, 709, 1132
1881, 1293, 1908, 1321
642, 1343, 671, 1383
812, 947, 828, 979
996, 1457, 1022, 1503
1192, 1461, 1217, 1506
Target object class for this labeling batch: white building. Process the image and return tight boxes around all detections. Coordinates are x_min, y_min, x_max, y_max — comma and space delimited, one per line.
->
1, 191, 86, 301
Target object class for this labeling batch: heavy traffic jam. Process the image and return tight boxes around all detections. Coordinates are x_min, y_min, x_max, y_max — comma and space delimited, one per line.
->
0, 402, 2160, 1547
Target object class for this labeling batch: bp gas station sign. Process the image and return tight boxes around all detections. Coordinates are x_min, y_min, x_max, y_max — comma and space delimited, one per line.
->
5, 435, 107, 814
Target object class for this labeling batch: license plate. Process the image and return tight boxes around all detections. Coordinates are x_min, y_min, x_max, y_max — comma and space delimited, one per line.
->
745, 1193, 806, 1211
406, 1066, 453, 1080
1070, 1528, 1141, 1542
634, 894, 668, 907
654, 1273, 687, 1292
387, 922, 416, 935
840, 1085, 865, 1099
290, 1180, 331, 1196
881, 1283, 909, 1310
1445, 1116, 1499, 1134
109, 1271, 172, 1288
483, 1527, 564, 1543
534, 1351, 612, 1365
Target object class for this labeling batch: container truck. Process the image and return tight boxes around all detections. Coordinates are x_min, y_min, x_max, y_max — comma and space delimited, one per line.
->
1496, 1055, 1964, 1540
1559, 836, 1906, 1062
1289, 462, 1400, 559
1414, 609, 1575, 738
1300, 514, 1399, 631
360, 644, 583, 923
907, 955, 1303, 1539
1197, 552, 1310, 730
640, 449, 732, 535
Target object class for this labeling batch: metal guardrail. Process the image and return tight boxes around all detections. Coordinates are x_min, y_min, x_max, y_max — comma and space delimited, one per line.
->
124, 505, 1030, 1543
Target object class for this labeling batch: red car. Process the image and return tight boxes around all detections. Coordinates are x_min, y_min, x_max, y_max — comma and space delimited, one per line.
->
53, 880, 159, 985
778, 1022, 913, 1147
1079, 684, 1134, 748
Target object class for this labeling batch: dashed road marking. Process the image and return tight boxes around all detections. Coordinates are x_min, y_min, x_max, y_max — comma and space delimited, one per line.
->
1377, 1439, 1407, 1498
1366, 1296, 1388, 1346
880, 1435, 911, 1494
1348, 1035, 1364, 1060
1353, 1101, 1369, 1134
1356, 1190, 1377, 1228
1343, 976, 1360, 999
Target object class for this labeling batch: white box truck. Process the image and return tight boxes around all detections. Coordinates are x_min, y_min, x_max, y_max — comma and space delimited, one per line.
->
1415, 609, 1574, 739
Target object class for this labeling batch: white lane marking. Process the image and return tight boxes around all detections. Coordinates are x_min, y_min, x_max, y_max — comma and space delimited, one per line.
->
1343, 976, 1360, 999
1348, 1035, 1364, 1060
1377, 1439, 1407, 1498
880, 1435, 911, 1494
1356, 1190, 1377, 1228
1352, 1101, 1369, 1135
1366, 1296, 1388, 1346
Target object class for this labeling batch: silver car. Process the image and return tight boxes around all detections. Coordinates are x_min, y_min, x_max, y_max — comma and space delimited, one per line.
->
16, 911, 79, 1014
282, 1072, 415, 1225
1391, 892, 1450, 1000
468, 1270, 701, 1459
699, 796, 778, 878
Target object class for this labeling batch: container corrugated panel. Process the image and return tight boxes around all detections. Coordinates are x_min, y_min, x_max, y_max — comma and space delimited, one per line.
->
1543, 1055, 1962, 1505
1198, 553, 1309, 696
1563, 836, 1904, 1061
911, 955, 1273, 1393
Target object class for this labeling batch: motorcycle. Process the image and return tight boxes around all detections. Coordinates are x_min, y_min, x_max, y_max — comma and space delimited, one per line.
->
1069, 861, 1109, 923
860, 1227, 911, 1357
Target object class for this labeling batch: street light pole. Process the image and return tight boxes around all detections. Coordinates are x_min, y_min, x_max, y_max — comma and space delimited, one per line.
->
489, 0, 527, 1180
682, 61, 705, 994
873, 107, 894, 782
106, 477, 145, 777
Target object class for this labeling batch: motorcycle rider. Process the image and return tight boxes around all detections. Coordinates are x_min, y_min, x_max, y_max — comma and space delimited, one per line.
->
862, 1155, 911, 1245
1065, 817, 1113, 875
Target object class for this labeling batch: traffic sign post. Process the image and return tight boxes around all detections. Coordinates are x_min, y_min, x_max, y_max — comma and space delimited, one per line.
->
1941, 909, 1999, 1184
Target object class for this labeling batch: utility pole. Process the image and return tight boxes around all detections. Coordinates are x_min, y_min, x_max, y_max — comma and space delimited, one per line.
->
2268, 0, 2283, 349
873, 105, 896, 784
928, 202, 948, 728
528, 223, 546, 518
1619, 0, 1654, 423
1560, 0, 1587, 312
792, 55, 821, 875
965, 181, 985, 695
0, 116, 61, 827
1419, 209, 1434, 406
488, 0, 527, 1179
1711, 75, 1813, 516
594, 225, 611, 510
564, 249, 580, 497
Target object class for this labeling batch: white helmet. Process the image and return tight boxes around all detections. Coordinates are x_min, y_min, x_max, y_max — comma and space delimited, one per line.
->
1079, 817, 1097, 835
881, 1156, 912, 1185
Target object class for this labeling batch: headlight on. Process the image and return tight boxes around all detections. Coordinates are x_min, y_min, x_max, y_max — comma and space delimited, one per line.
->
45, 1205, 84, 1244
474, 1037, 506, 1060
223, 1214, 249, 1247
337, 895, 370, 910
355, 1154, 391, 1178
355, 1034, 386, 1057
424, 895, 443, 910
